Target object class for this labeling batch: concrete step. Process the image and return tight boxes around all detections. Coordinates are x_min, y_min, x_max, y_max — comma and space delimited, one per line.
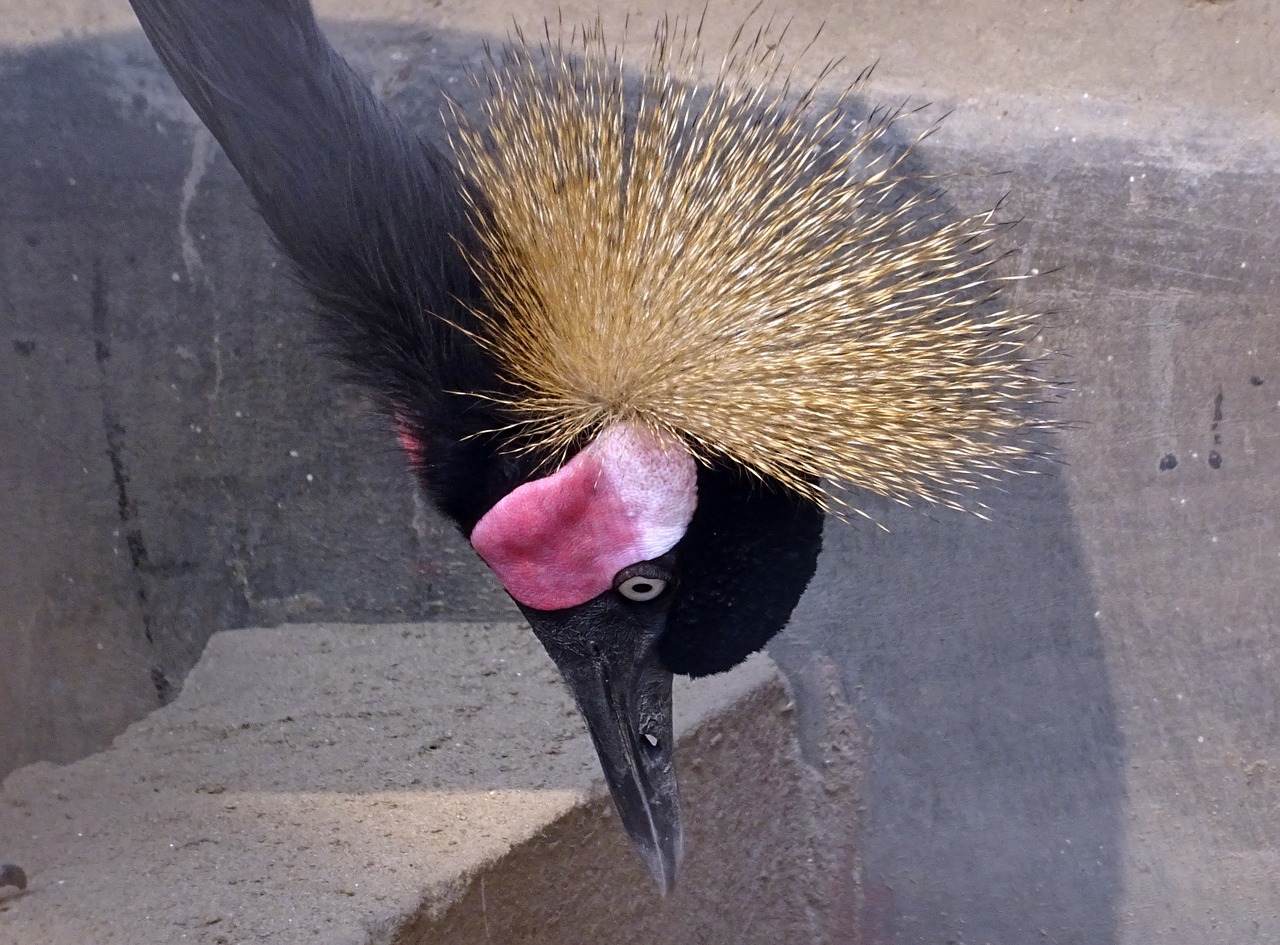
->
0, 621, 862, 944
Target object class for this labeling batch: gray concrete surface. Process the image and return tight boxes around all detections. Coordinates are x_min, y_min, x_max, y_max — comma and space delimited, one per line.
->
2, 0, 1278, 943
0, 19, 518, 774
0, 623, 861, 945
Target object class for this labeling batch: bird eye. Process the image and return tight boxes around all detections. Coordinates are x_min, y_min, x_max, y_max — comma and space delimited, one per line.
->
616, 574, 668, 602
612, 556, 675, 602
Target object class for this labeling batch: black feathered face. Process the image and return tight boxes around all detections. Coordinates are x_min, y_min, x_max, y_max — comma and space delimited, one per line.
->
662, 464, 826, 677
460, 424, 824, 680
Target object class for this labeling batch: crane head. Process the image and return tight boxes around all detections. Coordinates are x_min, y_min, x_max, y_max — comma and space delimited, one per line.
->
460, 422, 823, 891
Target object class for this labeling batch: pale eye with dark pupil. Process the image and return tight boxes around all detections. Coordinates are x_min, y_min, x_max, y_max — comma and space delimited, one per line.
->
617, 575, 667, 602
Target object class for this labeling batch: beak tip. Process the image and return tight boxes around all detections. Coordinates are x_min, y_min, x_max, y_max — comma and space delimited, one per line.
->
640, 849, 678, 896
634, 821, 683, 896
655, 872, 676, 897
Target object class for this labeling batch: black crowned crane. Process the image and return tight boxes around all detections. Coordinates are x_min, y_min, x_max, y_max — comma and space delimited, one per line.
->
127, 0, 1045, 892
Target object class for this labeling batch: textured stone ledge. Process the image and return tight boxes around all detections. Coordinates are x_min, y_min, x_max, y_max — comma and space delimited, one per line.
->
0, 622, 861, 944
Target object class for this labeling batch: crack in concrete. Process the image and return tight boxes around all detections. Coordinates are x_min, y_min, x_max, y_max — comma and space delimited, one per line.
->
209, 330, 223, 402
177, 128, 226, 410
178, 127, 215, 281
90, 256, 169, 702
225, 523, 257, 610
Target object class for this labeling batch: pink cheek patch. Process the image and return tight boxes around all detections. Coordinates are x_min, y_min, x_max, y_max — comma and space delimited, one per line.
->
469, 424, 698, 611
395, 414, 425, 467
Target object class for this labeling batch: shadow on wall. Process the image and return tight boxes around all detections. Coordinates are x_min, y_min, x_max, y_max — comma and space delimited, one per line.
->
775, 464, 1123, 943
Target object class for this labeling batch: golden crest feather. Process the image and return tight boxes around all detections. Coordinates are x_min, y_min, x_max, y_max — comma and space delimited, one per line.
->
448, 17, 1048, 517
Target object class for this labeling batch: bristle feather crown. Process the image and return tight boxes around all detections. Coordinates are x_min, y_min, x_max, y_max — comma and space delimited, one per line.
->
449, 18, 1048, 517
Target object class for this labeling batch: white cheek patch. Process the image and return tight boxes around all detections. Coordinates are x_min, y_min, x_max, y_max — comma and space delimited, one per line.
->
470, 424, 697, 611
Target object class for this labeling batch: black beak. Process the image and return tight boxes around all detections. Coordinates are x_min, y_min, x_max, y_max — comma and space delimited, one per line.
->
520, 598, 682, 893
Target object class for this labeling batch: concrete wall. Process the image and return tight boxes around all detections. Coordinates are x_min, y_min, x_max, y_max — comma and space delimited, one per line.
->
0, 21, 516, 773
2, 1, 1278, 943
